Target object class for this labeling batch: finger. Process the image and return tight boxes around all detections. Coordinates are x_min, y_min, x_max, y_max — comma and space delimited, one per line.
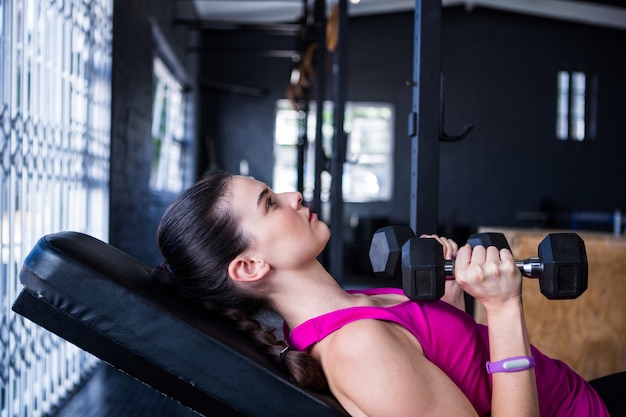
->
485, 245, 501, 262
450, 239, 459, 257
418, 234, 456, 260
454, 244, 472, 270
440, 238, 454, 260
499, 248, 521, 278
470, 244, 487, 265
499, 247, 515, 262
437, 236, 458, 260
455, 245, 485, 290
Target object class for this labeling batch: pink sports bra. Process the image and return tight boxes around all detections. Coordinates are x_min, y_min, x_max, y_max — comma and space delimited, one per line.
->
283, 287, 609, 417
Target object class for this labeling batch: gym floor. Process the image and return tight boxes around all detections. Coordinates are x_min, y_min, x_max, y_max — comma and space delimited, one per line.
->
52, 364, 200, 417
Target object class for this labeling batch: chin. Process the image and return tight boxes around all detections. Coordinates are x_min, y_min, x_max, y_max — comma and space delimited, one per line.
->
319, 222, 331, 238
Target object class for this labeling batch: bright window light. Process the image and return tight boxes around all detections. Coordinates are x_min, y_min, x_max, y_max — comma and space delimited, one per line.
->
150, 57, 187, 192
557, 70, 587, 141
273, 100, 394, 203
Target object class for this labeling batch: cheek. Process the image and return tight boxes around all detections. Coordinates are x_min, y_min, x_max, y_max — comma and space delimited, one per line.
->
274, 243, 319, 270
274, 225, 315, 253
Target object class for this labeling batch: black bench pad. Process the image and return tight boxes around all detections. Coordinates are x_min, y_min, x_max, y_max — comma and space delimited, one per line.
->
12, 232, 348, 417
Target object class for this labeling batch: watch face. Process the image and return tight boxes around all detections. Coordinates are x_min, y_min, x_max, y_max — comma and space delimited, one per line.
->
486, 356, 536, 374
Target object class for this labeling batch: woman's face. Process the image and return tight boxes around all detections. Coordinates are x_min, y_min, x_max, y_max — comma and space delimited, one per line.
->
230, 175, 330, 271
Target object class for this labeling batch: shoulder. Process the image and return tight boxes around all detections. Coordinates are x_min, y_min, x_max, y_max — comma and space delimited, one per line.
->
316, 319, 479, 417
317, 318, 423, 382
316, 319, 422, 415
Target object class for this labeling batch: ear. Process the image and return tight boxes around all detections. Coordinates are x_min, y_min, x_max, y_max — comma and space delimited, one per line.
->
228, 253, 270, 283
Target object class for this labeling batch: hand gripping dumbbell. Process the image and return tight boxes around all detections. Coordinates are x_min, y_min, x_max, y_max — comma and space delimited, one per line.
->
368, 226, 510, 281
402, 232, 588, 301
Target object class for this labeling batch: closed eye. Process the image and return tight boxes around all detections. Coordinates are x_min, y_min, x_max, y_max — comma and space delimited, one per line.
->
266, 195, 275, 209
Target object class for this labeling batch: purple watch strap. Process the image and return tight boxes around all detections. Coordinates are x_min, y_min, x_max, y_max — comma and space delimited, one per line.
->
486, 356, 536, 374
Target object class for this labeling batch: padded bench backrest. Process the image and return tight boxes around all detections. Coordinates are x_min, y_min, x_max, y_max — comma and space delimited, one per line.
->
12, 232, 348, 417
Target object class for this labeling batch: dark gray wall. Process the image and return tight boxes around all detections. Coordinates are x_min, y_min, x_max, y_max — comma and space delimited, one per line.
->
198, 6, 626, 247
197, 29, 299, 185
439, 7, 626, 235
109, 0, 197, 264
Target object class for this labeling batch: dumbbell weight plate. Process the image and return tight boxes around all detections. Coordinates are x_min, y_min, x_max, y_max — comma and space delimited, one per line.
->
369, 225, 415, 279
401, 238, 446, 301
538, 233, 588, 299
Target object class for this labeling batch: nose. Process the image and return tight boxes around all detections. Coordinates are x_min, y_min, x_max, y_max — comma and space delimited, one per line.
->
287, 191, 303, 209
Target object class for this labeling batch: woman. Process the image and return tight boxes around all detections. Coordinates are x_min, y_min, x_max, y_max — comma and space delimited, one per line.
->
154, 170, 609, 417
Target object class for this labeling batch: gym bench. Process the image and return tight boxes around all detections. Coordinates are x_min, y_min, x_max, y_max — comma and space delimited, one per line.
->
12, 232, 349, 417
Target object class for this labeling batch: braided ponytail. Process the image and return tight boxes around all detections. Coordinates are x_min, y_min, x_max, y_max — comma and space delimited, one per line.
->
154, 171, 328, 391
223, 307, 328, 391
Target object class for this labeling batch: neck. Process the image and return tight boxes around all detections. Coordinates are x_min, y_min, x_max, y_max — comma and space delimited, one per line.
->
266, 260, 360, 331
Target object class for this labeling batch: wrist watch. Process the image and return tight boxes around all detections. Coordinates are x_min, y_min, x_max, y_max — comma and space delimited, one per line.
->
486, 356, 536, 374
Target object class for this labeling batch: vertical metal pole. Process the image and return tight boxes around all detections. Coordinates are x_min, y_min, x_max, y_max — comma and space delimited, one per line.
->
409, 0, 441, 234
312, 0, 326, 216
296, 0, 309, 193
296, 105, 308, 193
329, 0, 347, 281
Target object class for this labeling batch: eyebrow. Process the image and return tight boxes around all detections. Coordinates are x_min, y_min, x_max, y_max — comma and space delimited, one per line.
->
257, 186, 270, 207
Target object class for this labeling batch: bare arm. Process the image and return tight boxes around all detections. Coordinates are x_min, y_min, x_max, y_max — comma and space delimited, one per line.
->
455, 245, 539, 417
317, 319, 479, 417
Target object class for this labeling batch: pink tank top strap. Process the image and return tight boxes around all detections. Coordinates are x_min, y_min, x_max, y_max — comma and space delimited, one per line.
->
284, 288, 411, 351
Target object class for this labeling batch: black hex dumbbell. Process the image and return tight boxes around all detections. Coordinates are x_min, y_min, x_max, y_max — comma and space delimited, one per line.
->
401, 232, 588, 301
369, 225, 508, 279
400, 233, 509, 301
369, 225, 415, 279
369, 227, 509, 281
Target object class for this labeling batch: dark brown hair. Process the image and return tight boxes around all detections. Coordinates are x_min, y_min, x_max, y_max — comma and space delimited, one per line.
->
153, 170, 328, 390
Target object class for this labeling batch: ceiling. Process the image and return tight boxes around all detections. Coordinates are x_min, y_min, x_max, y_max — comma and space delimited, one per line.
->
174, 0, 626, 30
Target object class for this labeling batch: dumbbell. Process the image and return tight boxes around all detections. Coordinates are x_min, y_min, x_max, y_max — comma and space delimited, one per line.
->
402, 232, 588, 301
368, 225, 509, 280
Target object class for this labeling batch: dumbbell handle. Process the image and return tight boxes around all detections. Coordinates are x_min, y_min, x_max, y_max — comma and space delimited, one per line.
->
516, 258, 542, 278
443, 257, 542, 279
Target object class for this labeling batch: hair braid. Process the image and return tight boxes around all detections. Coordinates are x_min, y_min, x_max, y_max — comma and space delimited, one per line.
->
222, 307, 329, 391
152, 262, 328, 391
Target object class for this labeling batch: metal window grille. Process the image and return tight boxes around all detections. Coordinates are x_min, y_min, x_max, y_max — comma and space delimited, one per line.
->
150, 56, 186, 193
0, 0, 112, 416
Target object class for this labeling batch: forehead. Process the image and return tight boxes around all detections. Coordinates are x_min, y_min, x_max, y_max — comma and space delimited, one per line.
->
230, 175, 267, 213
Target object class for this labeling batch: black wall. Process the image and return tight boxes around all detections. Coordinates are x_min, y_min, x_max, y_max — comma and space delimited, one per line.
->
198, 6, 626, 246
439, 7, 626, 235
109, 0, 197, 264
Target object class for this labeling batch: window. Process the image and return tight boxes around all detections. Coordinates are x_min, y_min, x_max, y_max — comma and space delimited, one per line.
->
1, 1, 112, 416
273, 100, 394, 203
343, 103, 394, 202
150, 56, 187, 192
557, 70, 591, 141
